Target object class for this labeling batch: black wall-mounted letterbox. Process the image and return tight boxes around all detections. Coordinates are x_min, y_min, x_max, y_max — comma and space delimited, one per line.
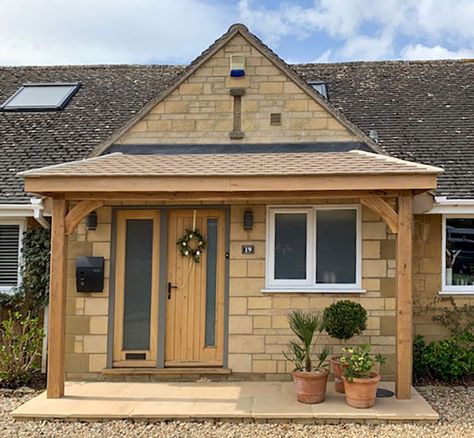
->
76, 256, 104, 292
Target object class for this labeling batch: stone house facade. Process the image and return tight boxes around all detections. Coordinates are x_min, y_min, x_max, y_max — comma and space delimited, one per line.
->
2, 24, 473, 401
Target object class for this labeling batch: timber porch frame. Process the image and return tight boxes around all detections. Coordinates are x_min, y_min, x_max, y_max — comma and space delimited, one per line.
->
20, 153, 442, 401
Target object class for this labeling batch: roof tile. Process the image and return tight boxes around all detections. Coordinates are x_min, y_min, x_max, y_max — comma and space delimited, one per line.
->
20, 150, 442, 177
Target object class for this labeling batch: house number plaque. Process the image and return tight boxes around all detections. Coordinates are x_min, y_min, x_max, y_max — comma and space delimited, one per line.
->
241, 245, 255, 255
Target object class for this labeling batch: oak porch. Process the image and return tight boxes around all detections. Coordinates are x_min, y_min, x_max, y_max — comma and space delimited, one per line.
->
20, 154, 440, 400
45, 190, 413, 399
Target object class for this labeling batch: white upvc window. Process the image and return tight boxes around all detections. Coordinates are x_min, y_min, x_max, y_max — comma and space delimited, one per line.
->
264, 205, 362, 293
0, 219, 25, 293
441, 214, 474, 295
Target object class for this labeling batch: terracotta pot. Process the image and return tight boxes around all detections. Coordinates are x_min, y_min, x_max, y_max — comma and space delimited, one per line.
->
329, 356, 346, 394
342, 372, 381, 408
292, 369, 329, 404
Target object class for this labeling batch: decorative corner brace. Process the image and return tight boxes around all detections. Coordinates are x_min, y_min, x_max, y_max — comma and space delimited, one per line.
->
360, 196, 399, 234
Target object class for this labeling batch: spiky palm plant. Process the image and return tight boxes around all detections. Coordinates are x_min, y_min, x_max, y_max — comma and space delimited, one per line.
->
284, 310, 329, 372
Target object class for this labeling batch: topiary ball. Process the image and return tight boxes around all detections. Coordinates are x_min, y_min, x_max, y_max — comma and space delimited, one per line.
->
323, 300, 367, 341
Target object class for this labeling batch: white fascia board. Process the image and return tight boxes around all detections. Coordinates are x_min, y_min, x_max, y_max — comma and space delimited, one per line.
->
0, 204, 36, 217
427, 197, 474, 214
0, 197, 50, 220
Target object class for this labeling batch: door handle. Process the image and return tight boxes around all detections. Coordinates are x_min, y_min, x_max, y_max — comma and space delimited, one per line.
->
167, 282, 177, 300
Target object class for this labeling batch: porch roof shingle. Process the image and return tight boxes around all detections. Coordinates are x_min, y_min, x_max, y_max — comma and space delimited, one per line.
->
20, 150, 442, 177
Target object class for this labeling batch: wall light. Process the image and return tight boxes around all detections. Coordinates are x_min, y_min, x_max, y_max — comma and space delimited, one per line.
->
86, 211, 98, 230
243, 210, 253, 231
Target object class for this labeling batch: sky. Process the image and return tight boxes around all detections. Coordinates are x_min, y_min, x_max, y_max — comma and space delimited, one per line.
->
0, 0, 473, 66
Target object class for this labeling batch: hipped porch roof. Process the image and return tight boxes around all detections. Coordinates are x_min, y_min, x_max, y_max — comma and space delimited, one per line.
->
20, 150, 442, 195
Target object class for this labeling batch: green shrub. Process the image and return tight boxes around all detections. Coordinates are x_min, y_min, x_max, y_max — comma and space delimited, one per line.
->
413, 335, 428, 381
0, 228, 50, 314
18, 228, 51, 311
0, 311, 45, 388
323, 300, 367, 341
413, 332, 474, 383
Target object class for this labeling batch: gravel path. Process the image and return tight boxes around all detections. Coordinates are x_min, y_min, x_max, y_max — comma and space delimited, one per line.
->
0, 386, 472, 437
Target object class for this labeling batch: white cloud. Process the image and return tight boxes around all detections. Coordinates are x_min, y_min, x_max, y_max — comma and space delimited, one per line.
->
313, 49, 332, 63
339, 35, 393, 61
0, 0, 233, 65
238, 0, 474, 61
237, 0, 411, 44
401, 44, 474, 60
0, 0, 473, 65
238, 0, 304, 45
415, 0, 474, 41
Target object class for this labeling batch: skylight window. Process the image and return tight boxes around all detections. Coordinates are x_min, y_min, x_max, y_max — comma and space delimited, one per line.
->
1, 83, 80, 111
308, 81, 328, 99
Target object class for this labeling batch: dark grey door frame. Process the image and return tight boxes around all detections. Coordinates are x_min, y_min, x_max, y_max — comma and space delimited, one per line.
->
107, 205, 230, 370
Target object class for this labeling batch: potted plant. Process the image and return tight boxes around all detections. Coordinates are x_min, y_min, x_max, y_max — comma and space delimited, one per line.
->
340, 344, 385, 408
284, 310, 330, 404
323, 300, 367, 393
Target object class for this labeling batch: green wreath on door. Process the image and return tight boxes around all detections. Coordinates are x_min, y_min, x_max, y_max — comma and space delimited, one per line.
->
177, 228, 207, 263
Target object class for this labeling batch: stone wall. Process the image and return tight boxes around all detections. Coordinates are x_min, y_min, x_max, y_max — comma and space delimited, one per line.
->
65, 206, 112, 380
117, 34, 358, 145
64, 202, 398, 381
227, 202, 397, 381
65, 207, 474, 380
413, 214, 474, 341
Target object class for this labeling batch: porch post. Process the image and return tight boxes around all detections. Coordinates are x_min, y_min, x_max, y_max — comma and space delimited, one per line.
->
46, 198, 68, 398
395, 193, 413, 399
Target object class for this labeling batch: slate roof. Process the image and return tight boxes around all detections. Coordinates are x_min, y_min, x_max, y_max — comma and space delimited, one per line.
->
294, 60, 474, 199
1, 58, 473, 202
20, 150, 441, 177
0, 65, 183, 203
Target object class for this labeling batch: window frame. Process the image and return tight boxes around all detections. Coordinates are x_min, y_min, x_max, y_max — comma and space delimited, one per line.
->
441, 214, 474, 295
265, 205, 362, 293
1, 82, 80, 111
307, 81, 328, 98
266, 207, 313, 288
0, 219, 25, 293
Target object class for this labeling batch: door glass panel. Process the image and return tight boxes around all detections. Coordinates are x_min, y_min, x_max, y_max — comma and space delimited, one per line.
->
274, 213, 307, 279
316, 209, 356, 284
123, 219, 153, 350
445, 218, 474, 286
205, 218, 218, 347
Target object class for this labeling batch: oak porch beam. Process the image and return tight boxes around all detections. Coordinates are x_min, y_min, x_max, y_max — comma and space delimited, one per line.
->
360, 196, 398, 234
395, 193, 413, 399
24, 173, 439, 194
56, 190, 398, 202
65, 200, 104, 235
47, 198, 68, 399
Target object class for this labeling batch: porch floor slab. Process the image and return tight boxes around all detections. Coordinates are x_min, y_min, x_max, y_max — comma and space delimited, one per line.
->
12, 381, 438, 423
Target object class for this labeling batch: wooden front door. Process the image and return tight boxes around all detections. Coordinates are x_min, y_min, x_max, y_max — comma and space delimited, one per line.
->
165, 209, 226, 367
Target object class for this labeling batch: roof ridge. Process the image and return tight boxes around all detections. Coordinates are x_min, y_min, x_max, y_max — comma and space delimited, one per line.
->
293, 59, 474, 68
1, 59, 472, 72
0, 64, 186, 71
19, 150, 442, 178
